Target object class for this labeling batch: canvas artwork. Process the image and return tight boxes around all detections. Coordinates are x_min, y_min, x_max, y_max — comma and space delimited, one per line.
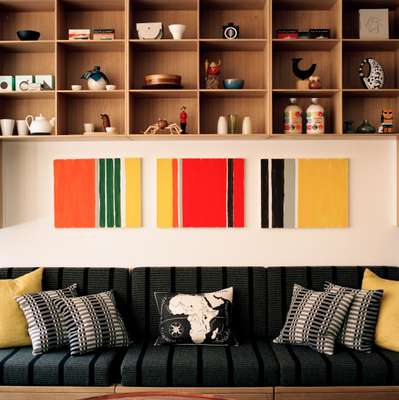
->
54, 158, 141, 228
261, 158, 349, 229
157, 158, 245, 228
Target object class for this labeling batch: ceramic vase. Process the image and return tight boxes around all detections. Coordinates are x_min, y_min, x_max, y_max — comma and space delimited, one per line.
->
242, 116, 253, 135
217, 116, 228, 135
168, 24, 186, 40
87, 77, 107, 90
228, 114, 237, 134
356, 120, 376, 133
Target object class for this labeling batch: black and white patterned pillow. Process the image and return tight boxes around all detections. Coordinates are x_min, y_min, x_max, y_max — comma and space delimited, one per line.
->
16, 284, 78, 355
324, 282, 383, 352
54, 291, 130, 356
154, 287, 236, 346
274, 284, 355, 355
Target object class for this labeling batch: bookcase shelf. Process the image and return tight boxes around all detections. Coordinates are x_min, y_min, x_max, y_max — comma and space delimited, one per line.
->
0, 0, 398, 140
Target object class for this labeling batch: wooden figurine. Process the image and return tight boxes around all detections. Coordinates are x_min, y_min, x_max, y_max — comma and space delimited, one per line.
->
144, 119, 182, 135
378, 108, 393, 133
180, 106, 188, 134
100, 113, 111, 132
292, 58, 317, 90
205, 59, 221, 89
308, 76, 322, 89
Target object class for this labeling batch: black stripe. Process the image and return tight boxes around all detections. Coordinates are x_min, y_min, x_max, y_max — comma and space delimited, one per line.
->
88, 352, 103, 385
261, 159, 269, 228
320, 354, 332, 386
374, 349, 393, 385
57, 268, 64, 290
0, 349, 20, 384
167, 346, 175, 385
251, 340, 264, 386
344, 348, 362, 384
6, 268, 12, 278
305, 267, 312, 289
272, 159, 285, 228
28, 355, 42, 385
225, 347, 234, 386
331, 266, 337, 284
171, 267, 176, 293
287, 345, 301, 385
248, 267, 254, 337
145, 268, 150, 336
57, 353, 70, 385
227, 159, 234, 227
197, 347, 203, 386
136, 342, 149, 385
222, 267, 227, 288
83, 268, 89, 295
196, 267, 202, 293
264, 268, 269, 337
108, 268, 115, 291
281, 268, 287, 317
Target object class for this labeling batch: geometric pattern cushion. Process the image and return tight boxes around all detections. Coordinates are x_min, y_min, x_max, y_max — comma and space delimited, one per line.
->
15, 284, 78, 355
273, 284, 355, 355
54, 291, 130, 356
324, 282, 383, 353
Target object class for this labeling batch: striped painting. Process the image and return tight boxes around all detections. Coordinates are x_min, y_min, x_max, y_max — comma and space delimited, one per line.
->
54, 158, 141, 228
261, 158, 348, 229
157, 158, 244, 228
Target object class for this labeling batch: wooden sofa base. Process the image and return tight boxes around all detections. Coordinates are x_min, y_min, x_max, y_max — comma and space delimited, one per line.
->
1, 386, 399, 400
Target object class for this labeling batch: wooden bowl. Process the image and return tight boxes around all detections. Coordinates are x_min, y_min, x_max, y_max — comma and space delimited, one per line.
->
144, 74, 182, 88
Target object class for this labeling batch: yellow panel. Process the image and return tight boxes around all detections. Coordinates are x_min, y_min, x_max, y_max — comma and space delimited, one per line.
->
298, 159, 349, 228
157, 159, 174, 228
125, 158, 142, 228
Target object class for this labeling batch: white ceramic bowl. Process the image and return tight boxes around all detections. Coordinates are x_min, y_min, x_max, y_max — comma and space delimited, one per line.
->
71, 84, 82, 91
106, 84, 116, 91
106, 126, 116, 134
168, 24, 186, 40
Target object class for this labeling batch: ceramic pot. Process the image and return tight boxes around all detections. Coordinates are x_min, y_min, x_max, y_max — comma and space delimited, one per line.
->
242, 116, 253, 135
356, 119, 376, 134
16, 120, 28, 135
88, 77, 107, 90
0, 119, 15, 136
217, 116, 228, 134
228, 114, 237, 134
168, 24, 186, 40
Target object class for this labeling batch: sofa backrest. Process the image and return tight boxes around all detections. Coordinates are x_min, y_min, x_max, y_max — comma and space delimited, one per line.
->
266, 266, 399, 338
0, 267, 131, 331
130, 267, 268, 340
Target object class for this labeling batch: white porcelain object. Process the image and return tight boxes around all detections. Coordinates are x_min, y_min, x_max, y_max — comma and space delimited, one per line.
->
217, 116, 228, 135
16, 119, 28, 135
242, 116, 253, 135
168, 24, 186, 40
84, 123, 94, 133
106, 126, 116, 134
71, 84, 82, 91
0, 119, 15, 136
306, 98, 325, 134
87, 77, 107, 90
25, 114, 55, 135
106, 84, 116, 91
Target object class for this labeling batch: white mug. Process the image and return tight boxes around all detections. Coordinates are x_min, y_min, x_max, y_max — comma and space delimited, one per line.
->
0, 119, 15, 136
16, 119, 28, 136
84, 123, 94, 133
217, 116, 228, 135
242, 116, 253, 135
168, 24, 186, 40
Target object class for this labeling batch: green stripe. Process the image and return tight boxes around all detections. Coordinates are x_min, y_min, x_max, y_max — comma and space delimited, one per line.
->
114, 158, 121, 227
106, 158, 114, 227
99, 159, 106, 228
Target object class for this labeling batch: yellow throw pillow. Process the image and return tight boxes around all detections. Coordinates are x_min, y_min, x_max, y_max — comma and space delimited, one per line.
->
362, 268, 399, 352
0, 268, 43, 348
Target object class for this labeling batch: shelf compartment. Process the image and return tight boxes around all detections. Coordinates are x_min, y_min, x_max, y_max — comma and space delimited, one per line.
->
57, 92, 125, 136
343, 39, 399, 51
200, 41, 267, 89
130, 91, 198, 135
272, 0, 340, 38
343, 92, 399, 134
343, 44, 399, 89
58, 0, 125, 40
130, 41, 198, 89
343, 0, 399, 39
272, 39, 340, 51
200, 0, 267, 39
57, 89, 125, 98
131, 0, 197, 39
57, 42, 125, 90
272, 92, 340, 134
273, 45, 341, 89
0, 0, 55, 40
200, 91, 268, 135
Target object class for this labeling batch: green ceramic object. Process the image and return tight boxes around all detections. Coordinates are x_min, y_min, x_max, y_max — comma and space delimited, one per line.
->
356, 119, 376, 134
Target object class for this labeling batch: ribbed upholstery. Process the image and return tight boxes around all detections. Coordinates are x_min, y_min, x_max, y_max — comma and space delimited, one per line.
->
0, 267, 129, 386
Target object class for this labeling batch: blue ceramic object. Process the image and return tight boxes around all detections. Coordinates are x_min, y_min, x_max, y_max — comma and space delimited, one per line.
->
17, 30, 40, 40
223, 79, 244, 89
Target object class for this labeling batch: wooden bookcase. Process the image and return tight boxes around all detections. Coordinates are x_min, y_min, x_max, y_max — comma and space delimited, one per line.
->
0, 0, 398, 140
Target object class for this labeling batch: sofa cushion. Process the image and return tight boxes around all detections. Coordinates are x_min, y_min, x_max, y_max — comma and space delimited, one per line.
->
0, 346, 124, 386
121, 340, 279, 387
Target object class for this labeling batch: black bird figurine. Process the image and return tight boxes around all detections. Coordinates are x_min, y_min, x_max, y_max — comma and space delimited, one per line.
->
292, 58, 317, 81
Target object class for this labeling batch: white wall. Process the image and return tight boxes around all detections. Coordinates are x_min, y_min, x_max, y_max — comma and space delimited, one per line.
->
0, 139, 397, 268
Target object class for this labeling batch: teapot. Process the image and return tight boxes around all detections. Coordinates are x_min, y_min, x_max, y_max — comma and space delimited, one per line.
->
25, 114, 55, 135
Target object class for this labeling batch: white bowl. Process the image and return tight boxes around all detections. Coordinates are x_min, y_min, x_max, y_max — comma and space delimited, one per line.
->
106, 84, 116, 91
106, 126, 117, 134
71, 85, 82, 91
168, 24, 186, 40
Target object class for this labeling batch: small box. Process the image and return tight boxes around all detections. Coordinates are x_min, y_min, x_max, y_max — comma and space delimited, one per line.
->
360, 9, 389, 39
93, 29, 115, 40
68, 29, 90, 40
15, 75, 34, 92
309, 29, 330, 39
276, 29, 298, 39
35, 75, 54, 90
0, 76, 14, 91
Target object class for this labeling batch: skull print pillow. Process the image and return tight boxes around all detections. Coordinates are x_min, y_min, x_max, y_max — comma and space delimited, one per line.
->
154, 287, 237, 346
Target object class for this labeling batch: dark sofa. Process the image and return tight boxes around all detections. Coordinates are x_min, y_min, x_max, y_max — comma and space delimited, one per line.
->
1, 266, 399, 400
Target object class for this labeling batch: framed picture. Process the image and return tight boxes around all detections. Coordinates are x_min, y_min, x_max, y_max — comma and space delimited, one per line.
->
359, 9, 389, 39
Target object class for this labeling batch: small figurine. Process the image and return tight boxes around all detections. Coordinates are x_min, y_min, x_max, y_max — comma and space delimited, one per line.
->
359, 58, 384, 90
205, 59, 221, 89
179, 106, 187, 134
223, 22, 239, 39
144, 118, 182, 135
292, 58, 317, 90
81, 65, 109, 90
308, 76, 322, 89
343, 120, 355, 133
378, 108, 393, 133
100, 113, 111, 132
